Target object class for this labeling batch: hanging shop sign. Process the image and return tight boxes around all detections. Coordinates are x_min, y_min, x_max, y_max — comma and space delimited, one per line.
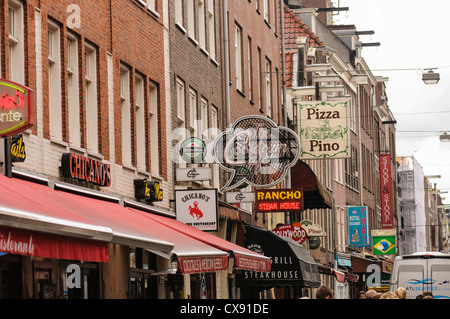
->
214, 115, 300, 191
175, 189, 218, 231
348, 206, 370, 247
297, 101, 350, 159
179, 137, 207, 164
372, 229, 396, 255
300, 219, 326, 237
379, 154, 394, 229
134, 179, 163, 202
176, 167, 211, 182
61, 153, 111, 187
272, 222, 307, 244
0, 79, 35, 138
255, 188, 303, 213
225, 191, 255, 204
10, 134, 26, 162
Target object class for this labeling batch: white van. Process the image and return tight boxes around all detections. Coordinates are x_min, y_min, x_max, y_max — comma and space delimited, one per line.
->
389, 252, 450, 299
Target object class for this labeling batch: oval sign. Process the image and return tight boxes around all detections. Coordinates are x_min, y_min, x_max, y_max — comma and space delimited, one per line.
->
272, 222, 307, 244
180, 137, 206, 164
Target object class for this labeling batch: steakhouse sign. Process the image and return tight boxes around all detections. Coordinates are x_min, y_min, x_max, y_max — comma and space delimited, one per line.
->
0, 80, 35, 137
255, 189, 303, 213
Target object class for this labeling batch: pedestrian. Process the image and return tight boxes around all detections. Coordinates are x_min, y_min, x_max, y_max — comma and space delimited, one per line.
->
395, 287, 407, 299
380, 291, 399, 299
359, 291, 367, 299
422, 291, 433, 299
416, 294, 423, 299
316, 285, 334, 299
365, 289, 377, 299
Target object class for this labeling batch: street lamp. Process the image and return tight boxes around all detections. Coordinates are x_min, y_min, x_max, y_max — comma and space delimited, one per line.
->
422, 69, 440, 85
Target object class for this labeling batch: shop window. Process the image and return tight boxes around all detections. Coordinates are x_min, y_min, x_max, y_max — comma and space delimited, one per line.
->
129, 247, 158, 299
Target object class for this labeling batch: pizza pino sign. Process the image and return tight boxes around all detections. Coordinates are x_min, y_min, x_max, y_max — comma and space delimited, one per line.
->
0, 79, 35, 137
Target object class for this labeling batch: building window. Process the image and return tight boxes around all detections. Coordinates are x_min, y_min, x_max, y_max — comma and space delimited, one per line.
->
85, 44, 98, 153
235, 24, 243, 92
67, 33, 80, 147
187, 0, 195, 38
48, 21, 62, 141
207, 0, 216, 60
189, 88, 197, 133
198, 0, 206, 49
210, 105, 220, 189
8, 0, 24, 84
120, 65, 132, 166
265, 58, 272, 118
200, 97, 208, 139
257, 47, 262, 110
247, 37, 253, 102
175, 0, 184, 28
135, 74, 146, 171
176, 77, 185, 122
149, 81, 160, 176
137, 0, 156, 13
263, 0, 270, 23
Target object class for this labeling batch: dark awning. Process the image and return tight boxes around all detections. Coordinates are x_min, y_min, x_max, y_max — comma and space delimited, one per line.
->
291, 160, 332, 209
236, 225, 321, 288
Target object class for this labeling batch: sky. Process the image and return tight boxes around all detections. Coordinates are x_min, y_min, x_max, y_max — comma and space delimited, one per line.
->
333, 0, 450, 205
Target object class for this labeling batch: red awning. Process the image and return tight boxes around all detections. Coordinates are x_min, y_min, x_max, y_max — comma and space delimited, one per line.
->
0, 175, 174, 262
129, 208, 272, 273
0, 225, 108, 262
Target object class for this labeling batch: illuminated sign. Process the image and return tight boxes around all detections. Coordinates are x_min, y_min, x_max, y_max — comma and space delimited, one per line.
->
214, 116, 300, 191
61, 153, 111, 187
0, 79, 35, 138
297, 101, 350, 159
10, 134, 26, 162
255, 189, 303, 213
272, 223, 307, 244
134, 179, 163, 202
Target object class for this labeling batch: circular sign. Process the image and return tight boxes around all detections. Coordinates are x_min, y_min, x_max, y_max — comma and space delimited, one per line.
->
309, 237, 321, 250
180, 137, 207, 163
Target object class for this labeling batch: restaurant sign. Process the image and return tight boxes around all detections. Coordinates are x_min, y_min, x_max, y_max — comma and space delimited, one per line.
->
297, 101, 350, 159
348, 206, 370, 247
372, 229, 396, 255
61, 153, 111, 187
0, 79, 35, 138
379, 154, 394, 229
255, 188, 303, 213
272, 222, 307, 244
175, 189, 218, 231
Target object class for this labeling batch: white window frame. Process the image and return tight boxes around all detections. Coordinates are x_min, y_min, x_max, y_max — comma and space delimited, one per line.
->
149, 81, 160, 176
135, 74, 146, 171
85, 43, 98, 153
247, 37, 253, 101
207, 0, 216, 61
265, 58, 272, 118
8, 0, 24, 84
263, 0, 270, 23
187, 0, 195, 38
67, 32, 81, 147
120, 64, 132, 166
189, 88, 197, 132
235, 24, 242, 91
200, 97, 208, 139
197, 0, 206, 49
48, 21, 62, 141
175, 0, 184, 28
176, 77, 185, 122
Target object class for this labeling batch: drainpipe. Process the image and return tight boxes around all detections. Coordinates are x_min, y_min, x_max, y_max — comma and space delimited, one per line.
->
223, 0, 231, 129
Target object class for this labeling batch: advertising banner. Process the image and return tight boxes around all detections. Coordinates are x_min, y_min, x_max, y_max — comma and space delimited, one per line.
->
175, 189, 218, 231
297, 101, 350, 159
348, 206, 370, 247
379, 154, 394, 228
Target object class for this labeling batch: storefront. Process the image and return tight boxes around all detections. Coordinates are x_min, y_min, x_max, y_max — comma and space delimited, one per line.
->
236, 225, 321, 299
0, 169, 271, 299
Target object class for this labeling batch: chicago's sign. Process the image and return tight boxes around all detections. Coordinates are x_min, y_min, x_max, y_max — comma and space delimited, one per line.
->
0, 80, 34, 137
297, 101, 350, 159
175, 189, 218, 231
61, 153, 111, 187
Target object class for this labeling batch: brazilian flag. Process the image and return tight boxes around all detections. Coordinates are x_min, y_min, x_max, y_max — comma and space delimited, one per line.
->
373, 236, 396, 255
